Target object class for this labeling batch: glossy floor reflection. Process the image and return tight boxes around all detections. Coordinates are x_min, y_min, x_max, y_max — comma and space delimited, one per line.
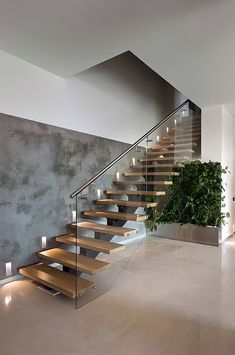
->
1, 235, 235, 355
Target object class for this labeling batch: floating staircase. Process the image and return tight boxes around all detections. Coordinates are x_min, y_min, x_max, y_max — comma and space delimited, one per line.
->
19, 101, 201, 301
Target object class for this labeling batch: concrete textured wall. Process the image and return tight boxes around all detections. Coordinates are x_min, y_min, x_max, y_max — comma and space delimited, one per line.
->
0, 113, 130, 280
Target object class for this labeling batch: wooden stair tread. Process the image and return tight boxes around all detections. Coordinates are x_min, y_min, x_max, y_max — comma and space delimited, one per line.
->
19, 263, 94, 298
123, 172, 179, 176
38, 248, 110, 275
169, 132, 200, 138
160, 137, 200, 144
161, 135, 200, 141
148, 145, 196, 152
131, 163, 184, 169
139, 156, 188, 162
145, 149, 195, 155
97, 199, 158, 208
177, 122, 201, 127
174, 129, 201, 133
148, 143, 197, 150
77, 221, 138, 236
113, 180, 172, 186
56, 235, 125, 254
83, 210, 147, 221
106, 189, 165, 196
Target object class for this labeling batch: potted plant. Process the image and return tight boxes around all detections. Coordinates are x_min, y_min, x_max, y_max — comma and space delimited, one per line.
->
147, 160, 229, 246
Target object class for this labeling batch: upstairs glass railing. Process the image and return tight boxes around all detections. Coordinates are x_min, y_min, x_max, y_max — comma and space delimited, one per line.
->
68, 100, 201, 309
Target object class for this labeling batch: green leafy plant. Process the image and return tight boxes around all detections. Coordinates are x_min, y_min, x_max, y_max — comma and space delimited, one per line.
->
147, 160, 229, 231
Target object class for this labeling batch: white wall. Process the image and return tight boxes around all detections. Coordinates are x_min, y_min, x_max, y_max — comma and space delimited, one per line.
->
0, 50, 184, 144
221, 106, 235, 239
202, 105, 235, 241
201, 106, 222, 162
0, 49, 67, 130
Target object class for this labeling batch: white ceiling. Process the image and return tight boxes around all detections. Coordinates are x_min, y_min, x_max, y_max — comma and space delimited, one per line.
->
0, 0, 235, 114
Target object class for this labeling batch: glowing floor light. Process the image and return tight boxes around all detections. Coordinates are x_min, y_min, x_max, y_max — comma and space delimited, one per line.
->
4, 295, 12, 306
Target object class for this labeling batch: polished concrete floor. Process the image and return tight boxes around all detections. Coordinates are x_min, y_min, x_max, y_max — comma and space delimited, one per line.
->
1, 235, 235, 355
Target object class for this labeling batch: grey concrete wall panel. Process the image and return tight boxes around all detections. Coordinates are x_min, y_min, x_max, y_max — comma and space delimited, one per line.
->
0, 113, 130, 280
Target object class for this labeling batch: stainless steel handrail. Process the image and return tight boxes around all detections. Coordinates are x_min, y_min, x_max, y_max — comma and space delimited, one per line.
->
70, 99, 189, 198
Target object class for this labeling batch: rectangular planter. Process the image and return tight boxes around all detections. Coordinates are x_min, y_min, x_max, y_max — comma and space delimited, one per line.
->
156, 223, 222, 246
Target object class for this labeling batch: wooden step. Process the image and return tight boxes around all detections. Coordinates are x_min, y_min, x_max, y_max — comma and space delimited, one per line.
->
174, 121, 201, 127
83, 210, 147, 221
145, 149, 195, 156
97, 199, 158, 208
139, 156, 188, 162
113, 180, 172, 186
148, 143, 197, 151
19, 263, 95, 298
106, 189, 165, 196
123, 172, 179, 177
160, 136, 200, 143
56, 235, 125, 254
175, 124, 201, 129
173, 126, 201, 132
77, 221, 138, 237
169, 132, 200, 139
131, 163, 184, 169
38, 248, 110, 275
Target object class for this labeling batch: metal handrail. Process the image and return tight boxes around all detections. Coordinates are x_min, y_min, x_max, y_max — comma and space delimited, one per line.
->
70, 99, 189, 198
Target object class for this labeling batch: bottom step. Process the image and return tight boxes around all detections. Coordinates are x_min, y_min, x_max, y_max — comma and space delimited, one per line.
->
19, 263, 95, 299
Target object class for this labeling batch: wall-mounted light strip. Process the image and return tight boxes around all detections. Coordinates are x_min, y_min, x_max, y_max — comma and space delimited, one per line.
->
5, 262, 12, 277
97, 189, 101, 199
72, 210, 76, 223
41, 236, 47, 249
